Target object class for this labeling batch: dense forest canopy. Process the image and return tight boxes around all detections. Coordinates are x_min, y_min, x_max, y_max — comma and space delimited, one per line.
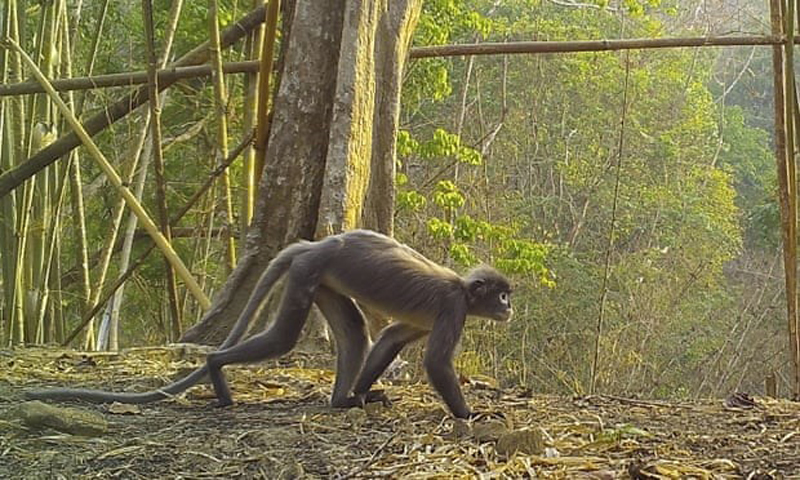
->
0, 0, 789, 400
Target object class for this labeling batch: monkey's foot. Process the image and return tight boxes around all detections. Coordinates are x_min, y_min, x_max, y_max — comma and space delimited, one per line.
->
333, 390, 391, 409
213, 398, 235, 408
363, 389, 391, 407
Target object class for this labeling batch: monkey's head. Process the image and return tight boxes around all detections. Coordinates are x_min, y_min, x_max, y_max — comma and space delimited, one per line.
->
464, 266, 513, 322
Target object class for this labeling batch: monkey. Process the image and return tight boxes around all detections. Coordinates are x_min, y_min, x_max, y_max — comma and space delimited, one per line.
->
27, 229, 513, 419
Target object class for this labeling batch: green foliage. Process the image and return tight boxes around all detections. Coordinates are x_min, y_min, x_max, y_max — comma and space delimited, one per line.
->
401, 0, 777, 401
419, 129, 483, 165
449, 242, 478, 265
432, 180, 465, 212
396, 130, 420, 158
426, 217, 454, 240
496, 239, 555, 288
397, 190, 427, 213
404, 0, 493, 111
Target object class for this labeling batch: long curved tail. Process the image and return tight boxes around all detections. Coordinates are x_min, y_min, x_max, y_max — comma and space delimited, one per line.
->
26, 242, 309, 403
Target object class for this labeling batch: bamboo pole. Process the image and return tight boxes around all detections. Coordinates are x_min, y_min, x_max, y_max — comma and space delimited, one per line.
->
771, 0, 799, 399
143, 0, 183, 343
66, 0, 106, 343
209, 0, 237, 271
0, 60, 262, 97
786, 0, 800, 399
241, 1, 265, 230
3, 35, 797, 98
253, 0, 280, 197
0, 4, 268, 200
4, 38, 211, 311
410, 35, 786, 59
0, 0, 20, 345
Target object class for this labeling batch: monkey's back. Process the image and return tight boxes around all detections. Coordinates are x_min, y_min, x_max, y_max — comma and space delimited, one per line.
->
320, 230, 464, 327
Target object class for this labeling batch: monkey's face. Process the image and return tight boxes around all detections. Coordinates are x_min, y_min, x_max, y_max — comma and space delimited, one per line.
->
466, 277, 514, 322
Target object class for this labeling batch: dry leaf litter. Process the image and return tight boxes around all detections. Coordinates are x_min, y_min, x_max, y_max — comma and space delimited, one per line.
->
1, 347, 798, 479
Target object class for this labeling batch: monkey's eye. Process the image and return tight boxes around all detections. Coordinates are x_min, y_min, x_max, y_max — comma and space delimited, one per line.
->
499, 292, 509, 304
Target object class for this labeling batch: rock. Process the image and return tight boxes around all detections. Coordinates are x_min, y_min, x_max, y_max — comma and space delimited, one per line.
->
277, 459, 304, 479
363, 401, 384, 416
495, 428, 544, 456
345, 407, 367, 426
472, 419, 509, 442
107, 402, 141, 415
17, 400, 108, 436
450, 419, 471, 439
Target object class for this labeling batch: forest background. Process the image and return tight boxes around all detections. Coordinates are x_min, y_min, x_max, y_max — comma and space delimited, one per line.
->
0, 0, 784, 401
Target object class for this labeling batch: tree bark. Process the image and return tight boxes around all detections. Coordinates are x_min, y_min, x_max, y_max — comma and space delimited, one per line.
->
181, 0, 422, 345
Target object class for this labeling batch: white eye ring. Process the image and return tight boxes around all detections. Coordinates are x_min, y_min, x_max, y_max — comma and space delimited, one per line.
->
499, 292, 509, 304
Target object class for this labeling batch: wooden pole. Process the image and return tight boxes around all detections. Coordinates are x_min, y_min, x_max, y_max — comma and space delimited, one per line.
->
771, 0, 800, 399
143, 0, 183, 342
787, 0, 800, 400
253, 0, 281, 201
410, 35, 785, 59
1, 35, 790, 98
0, 60, 262, 97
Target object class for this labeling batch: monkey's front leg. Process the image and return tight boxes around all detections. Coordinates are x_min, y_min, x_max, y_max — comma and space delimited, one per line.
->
424, 312, 473, 419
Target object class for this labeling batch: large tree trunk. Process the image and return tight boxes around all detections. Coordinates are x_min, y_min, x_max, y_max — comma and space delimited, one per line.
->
181, 0, 421, 345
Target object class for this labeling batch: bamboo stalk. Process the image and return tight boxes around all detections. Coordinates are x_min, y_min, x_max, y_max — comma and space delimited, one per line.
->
410, 35, 786, 59
3, 35, 800, 98
89, 120, 151, 349
0, 0, 20, 345
4, 38, 212, 310
253, 0, 280, 197
771, 0, 799, 399
18, 1, 60, 344
0, 3, 268, 200
31, 0, 73, 344
209, 0, 237, 271
104, 128, 152, 350
5, 0, 26, 346
143, 0, 183, 344
65, 0, 105, 348
0, 60, 262, 97
240, 1, 264, 230
786, 0, 800, 399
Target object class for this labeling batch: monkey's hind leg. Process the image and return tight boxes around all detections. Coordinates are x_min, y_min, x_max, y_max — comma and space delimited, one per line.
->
314, 286, 373, 407
206, 268, 318, 407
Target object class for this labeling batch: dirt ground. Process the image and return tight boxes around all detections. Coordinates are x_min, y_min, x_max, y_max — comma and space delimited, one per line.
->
1, 347, 799, 479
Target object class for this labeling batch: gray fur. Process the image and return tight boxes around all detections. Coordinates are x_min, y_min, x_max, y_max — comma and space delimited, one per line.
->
26, 230, 513, 418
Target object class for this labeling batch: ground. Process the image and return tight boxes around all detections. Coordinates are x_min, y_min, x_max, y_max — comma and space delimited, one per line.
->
1, 347, 799, 479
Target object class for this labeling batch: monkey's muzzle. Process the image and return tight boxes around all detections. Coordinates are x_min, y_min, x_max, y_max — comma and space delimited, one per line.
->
497, 309, 513, 322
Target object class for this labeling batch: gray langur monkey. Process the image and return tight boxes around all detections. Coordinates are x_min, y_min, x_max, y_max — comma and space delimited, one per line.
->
27, 230, 514, 419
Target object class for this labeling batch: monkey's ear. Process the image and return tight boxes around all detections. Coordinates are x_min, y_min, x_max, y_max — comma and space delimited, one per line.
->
467, 278, 487, 298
